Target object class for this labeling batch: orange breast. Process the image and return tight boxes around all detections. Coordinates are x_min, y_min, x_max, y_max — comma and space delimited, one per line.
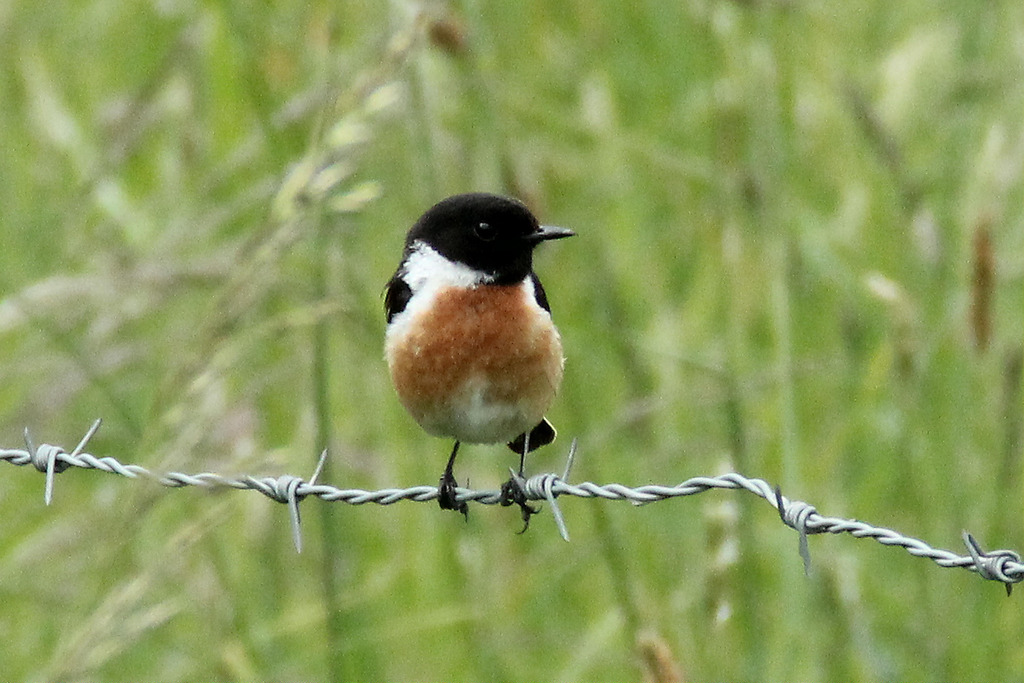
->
386, 284, 564, 443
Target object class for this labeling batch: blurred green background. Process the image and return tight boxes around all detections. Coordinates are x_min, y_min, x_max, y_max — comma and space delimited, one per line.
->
1, 1, 1022, 680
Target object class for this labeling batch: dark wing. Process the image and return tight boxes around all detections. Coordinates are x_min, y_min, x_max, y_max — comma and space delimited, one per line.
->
384, 275, 412, 324
508, 418, 557, 454
529, 271, 551, 313
508, 274, 557, 453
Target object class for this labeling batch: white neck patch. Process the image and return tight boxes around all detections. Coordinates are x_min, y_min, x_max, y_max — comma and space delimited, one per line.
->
401, 241, 492, 293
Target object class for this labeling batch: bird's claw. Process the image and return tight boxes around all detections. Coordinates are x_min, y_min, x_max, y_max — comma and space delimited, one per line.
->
501, 474, 540, 533
438, 470, 468, 519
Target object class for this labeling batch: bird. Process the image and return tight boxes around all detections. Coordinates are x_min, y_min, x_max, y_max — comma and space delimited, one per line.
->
384, 192, 574, 516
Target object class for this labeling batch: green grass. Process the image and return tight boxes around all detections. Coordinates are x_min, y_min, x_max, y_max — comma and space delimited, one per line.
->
1, 1, 1022, 680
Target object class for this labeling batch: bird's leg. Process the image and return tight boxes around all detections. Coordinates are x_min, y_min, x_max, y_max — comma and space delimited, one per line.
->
438, 441, 468, 518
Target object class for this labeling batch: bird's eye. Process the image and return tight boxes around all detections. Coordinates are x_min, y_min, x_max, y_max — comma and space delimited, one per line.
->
474, 222, 497, 241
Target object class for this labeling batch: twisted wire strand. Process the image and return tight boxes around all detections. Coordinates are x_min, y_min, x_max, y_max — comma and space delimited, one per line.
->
3, 421, 1021, 592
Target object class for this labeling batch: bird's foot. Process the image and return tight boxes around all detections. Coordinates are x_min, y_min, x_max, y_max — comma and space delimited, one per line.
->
438, 469, 468, 519
501, 473, 540, 534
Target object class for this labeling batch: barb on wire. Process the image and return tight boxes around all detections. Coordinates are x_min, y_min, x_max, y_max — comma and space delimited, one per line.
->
3, 421, 1022, 593
282, 449, 329, 553
775, 485, 815, 575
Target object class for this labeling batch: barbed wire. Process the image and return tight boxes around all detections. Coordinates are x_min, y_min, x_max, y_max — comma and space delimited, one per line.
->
3, 419, 1021, 593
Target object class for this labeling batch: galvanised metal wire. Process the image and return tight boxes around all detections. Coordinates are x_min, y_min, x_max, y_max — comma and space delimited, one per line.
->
3, 419, 1021, 592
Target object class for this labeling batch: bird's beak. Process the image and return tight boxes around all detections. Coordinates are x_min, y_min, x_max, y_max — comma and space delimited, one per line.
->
527, 225, 575, 242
